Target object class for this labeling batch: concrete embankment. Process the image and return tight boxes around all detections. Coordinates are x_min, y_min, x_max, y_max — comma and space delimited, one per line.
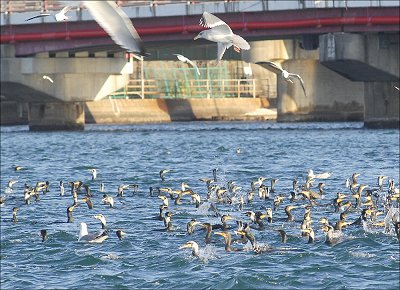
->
85, 98, 276, 124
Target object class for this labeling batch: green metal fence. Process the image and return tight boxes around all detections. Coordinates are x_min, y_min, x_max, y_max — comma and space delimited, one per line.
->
108, 64, 268, 99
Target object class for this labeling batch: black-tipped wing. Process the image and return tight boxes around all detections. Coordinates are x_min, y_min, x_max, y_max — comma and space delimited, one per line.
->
25, 14, 51, 21
290, 73, 307, 98
256, 61, 284, 75
200, 12, 229, 29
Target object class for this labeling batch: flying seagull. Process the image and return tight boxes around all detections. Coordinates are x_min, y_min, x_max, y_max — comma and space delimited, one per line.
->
42, 75, 54, 83
194, 12, 250, 61
25, 5, 72, 22
83, 1, 145, 56
256, 61, 308, 98
173, 54, 200, 76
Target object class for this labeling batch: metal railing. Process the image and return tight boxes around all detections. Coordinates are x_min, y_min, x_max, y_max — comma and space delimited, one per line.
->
0, 0, 65, 13
0, 0, 225, 13
109, 78, 270, 99
2, 1, 397, 14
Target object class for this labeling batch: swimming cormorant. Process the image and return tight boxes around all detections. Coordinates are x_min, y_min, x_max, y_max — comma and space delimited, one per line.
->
82, 197, 93, 209
179, 241, 200, 257
159, 169, 171, 181
214, 231, 241, 251
94, 214, 107, 229
67, 205, 75, 223
40, 229, 48, 242
102, 195, 114, 208
12, 207, 18, 223
201, 223, 213, 244
277, 229, 287, 243
187, 219, 201, 235
212, 214, 233, 231
116, 230, 126, 240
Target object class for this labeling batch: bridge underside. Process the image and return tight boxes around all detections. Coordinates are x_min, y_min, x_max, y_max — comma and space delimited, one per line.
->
2, 7, 398, 56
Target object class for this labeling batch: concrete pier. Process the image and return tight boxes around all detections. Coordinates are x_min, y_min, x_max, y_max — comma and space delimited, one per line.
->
277, 59, 364, 122
244, 39, 365, 122
29, 102, 85, 131
364, 82, 399, 129
320, 32, 399, 128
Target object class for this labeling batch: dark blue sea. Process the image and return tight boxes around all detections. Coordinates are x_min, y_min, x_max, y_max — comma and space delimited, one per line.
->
1, 122, 399, 289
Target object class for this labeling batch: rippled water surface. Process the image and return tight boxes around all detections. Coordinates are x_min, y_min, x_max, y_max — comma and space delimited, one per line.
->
1, 122, 399, 289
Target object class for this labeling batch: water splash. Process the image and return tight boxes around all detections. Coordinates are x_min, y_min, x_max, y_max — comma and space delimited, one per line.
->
100, 253, 120, 261
348, 251, 376, 259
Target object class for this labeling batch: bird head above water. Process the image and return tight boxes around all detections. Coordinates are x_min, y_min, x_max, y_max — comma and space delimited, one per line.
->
116, 230, 126, 240
187, 219, 201, 234
40, 229, 48, 242
221, 214, 233, 223
179, 241, 200, 256
214, 231, 233, 251
94, 214, 107, 228
319, 217, 330, 226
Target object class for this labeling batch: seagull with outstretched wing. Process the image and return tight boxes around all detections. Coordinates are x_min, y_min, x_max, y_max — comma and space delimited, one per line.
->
83, 1, 146, 56
194, 12, 250, 61
256, 61, 308, 98
173, 54, 200, 76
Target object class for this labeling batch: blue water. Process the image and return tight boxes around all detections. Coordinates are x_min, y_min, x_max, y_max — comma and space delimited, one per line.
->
1, 122, 399, 289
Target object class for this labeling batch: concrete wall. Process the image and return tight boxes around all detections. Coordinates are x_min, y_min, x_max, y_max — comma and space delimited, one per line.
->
85, 98, 272, 124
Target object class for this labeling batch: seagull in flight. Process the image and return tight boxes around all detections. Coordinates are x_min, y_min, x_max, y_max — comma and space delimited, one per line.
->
173, 54, 200, 76
194, 12, 250, 61
25, 5, 72, 22
42, 75, 54, 83
256, 61, 308, 98
83, 1, 145, 56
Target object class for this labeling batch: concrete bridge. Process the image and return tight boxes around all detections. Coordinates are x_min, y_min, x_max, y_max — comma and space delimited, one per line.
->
1, 0, 399, 129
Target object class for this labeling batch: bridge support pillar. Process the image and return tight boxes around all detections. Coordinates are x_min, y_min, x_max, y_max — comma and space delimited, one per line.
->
277, 59, 364, 122
320, 32, 399, 128
29, 102, 85, 131
244, 39, 365, 121
364, 82, 399, 128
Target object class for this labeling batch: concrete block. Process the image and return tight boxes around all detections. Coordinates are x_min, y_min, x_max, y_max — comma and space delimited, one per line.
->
29, 102, 85, 131
75, 51, 89, 58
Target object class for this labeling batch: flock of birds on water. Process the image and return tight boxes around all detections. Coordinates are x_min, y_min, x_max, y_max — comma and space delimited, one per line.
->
26, 1, 311, 97
5, 0, 400, 260
2, 162, 399, 260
